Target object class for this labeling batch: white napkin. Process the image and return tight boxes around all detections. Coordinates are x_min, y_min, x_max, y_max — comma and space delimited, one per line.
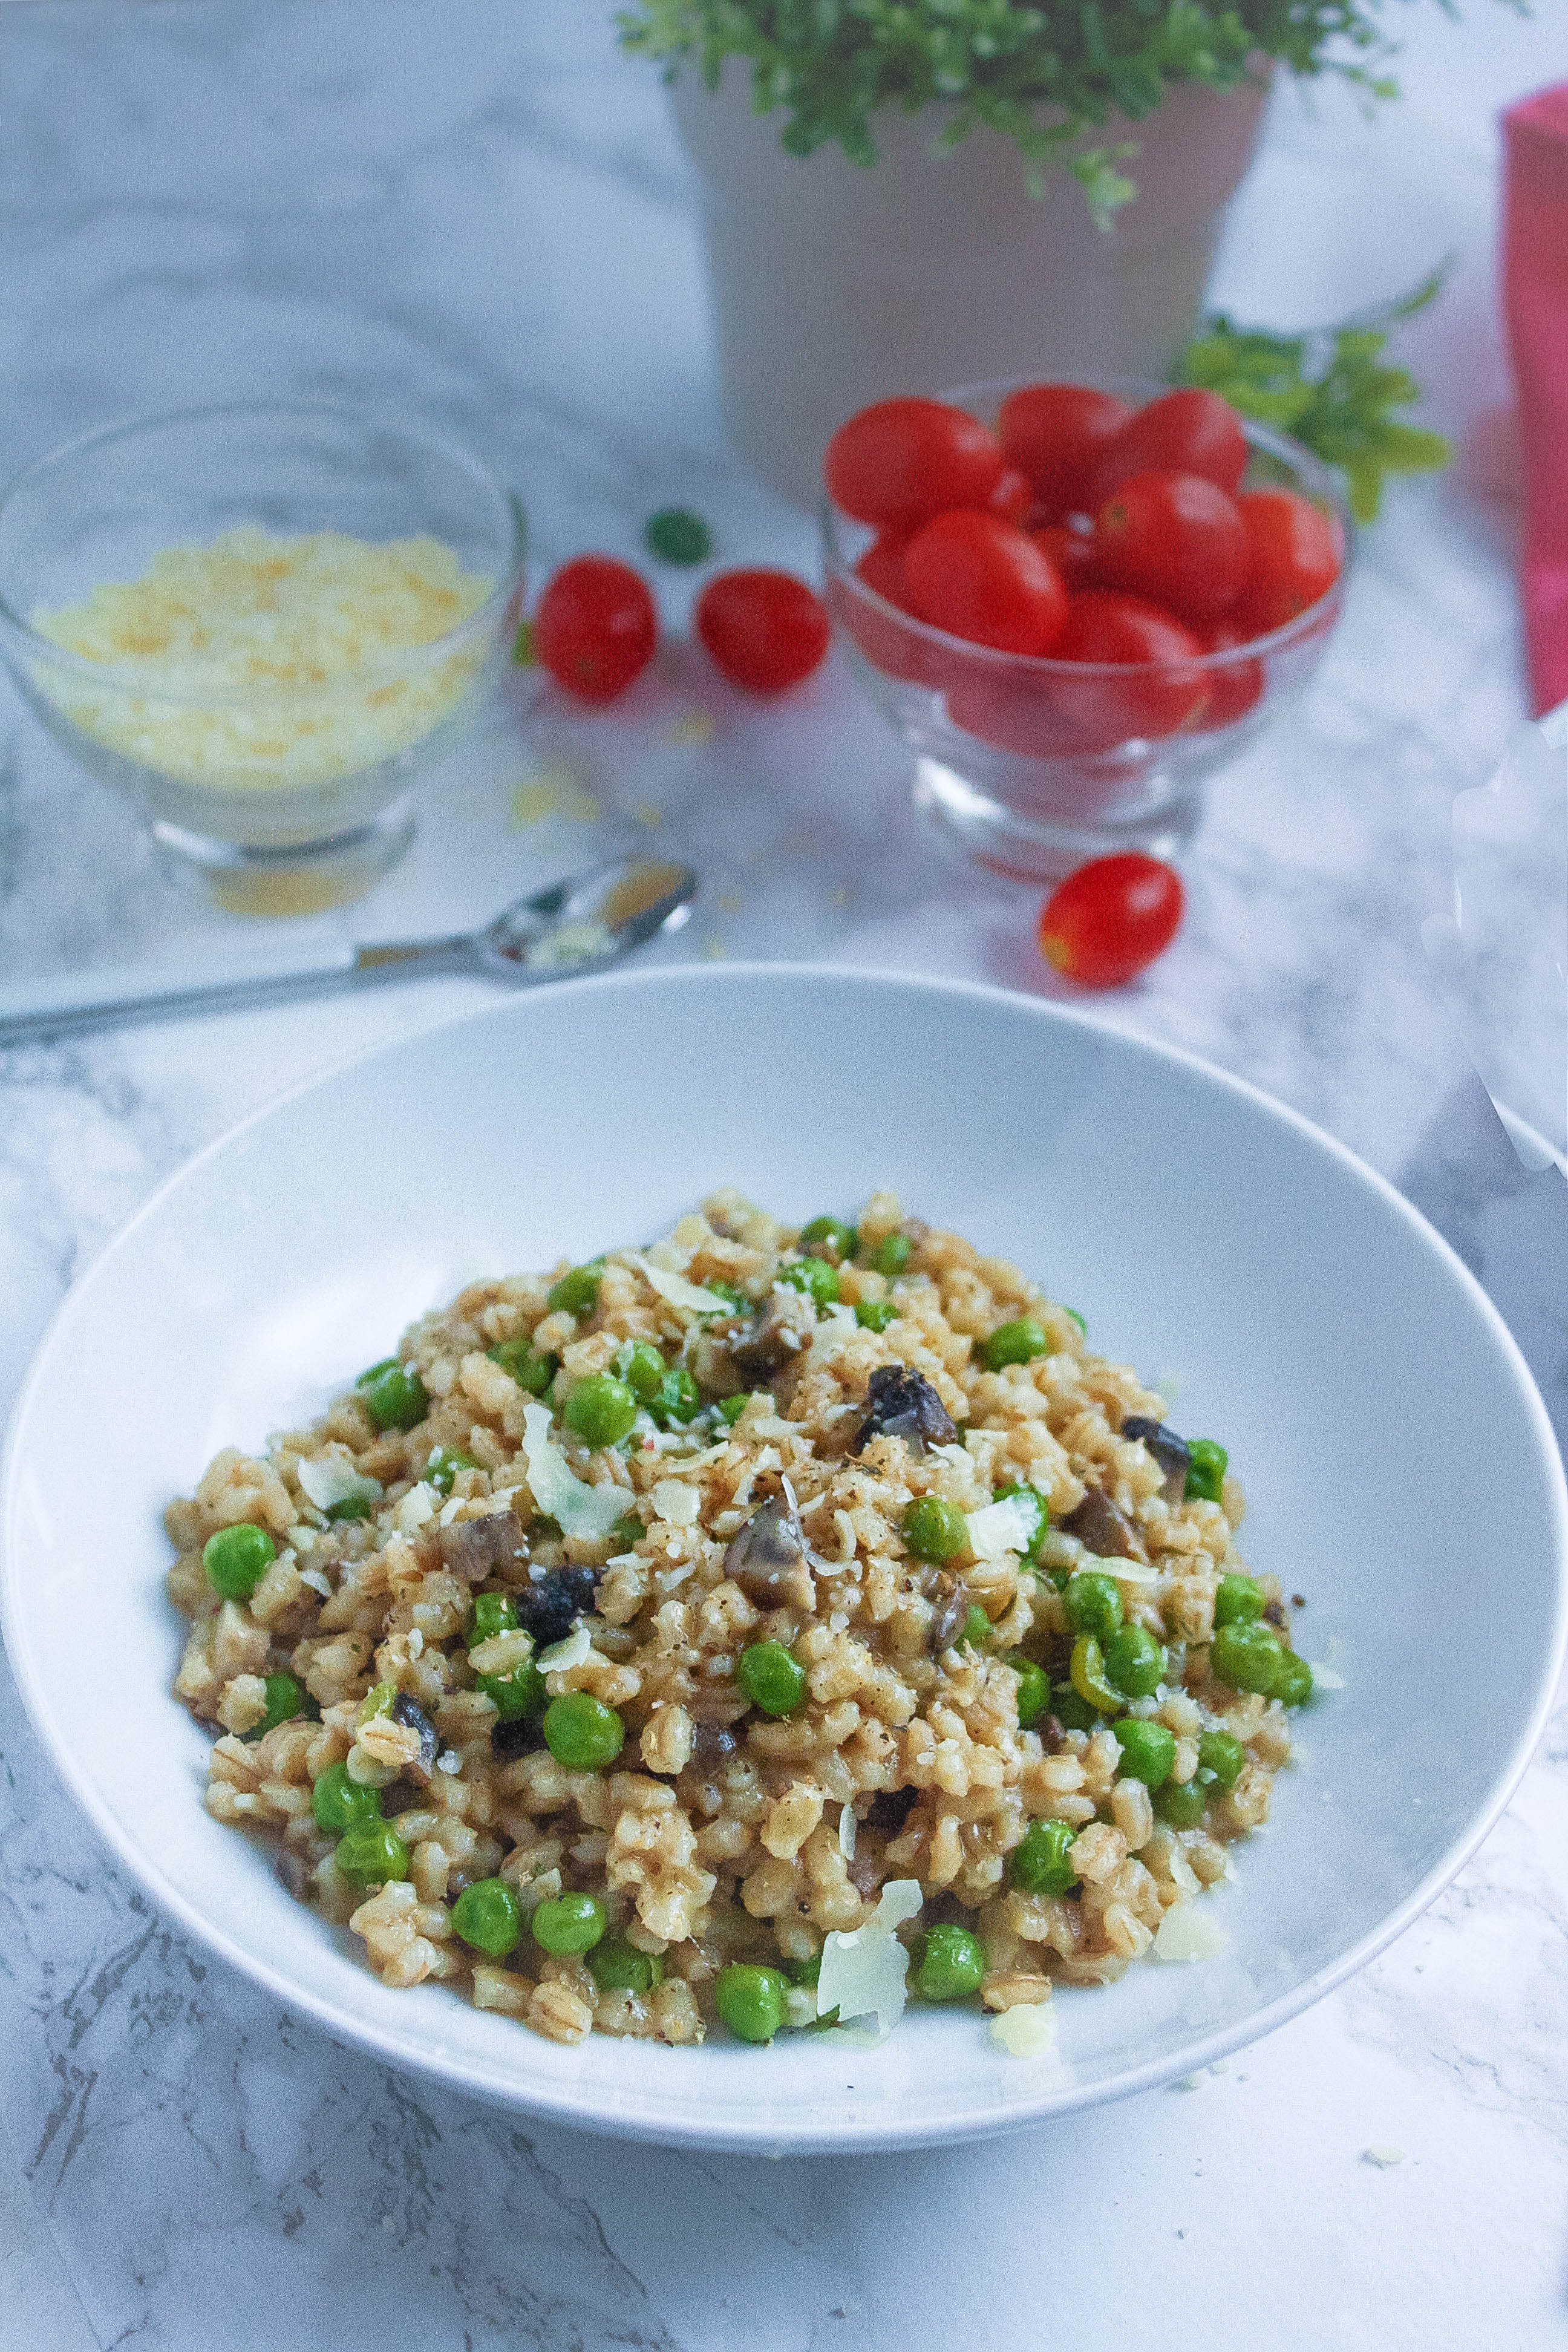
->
1423, 701, 1568, 1177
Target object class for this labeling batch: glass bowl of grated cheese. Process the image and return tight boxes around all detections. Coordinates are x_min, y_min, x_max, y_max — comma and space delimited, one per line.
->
0, 402, 526, 910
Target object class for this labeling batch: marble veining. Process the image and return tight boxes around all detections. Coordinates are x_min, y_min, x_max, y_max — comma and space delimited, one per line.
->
3, 2, 1568, 2344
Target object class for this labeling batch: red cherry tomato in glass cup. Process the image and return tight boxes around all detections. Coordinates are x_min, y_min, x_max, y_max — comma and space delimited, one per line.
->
1091, 469, 1248, 624
534, 555, 657, 704
825, 398, 1006, 529
988, 466, 1034, 525
1037, 854, 1185, 989
1196, 622, 1265, 728
904, 511, 1068, 656
1051, 590, 1209, 746
1087, 388, 1249, 505
1234, 489, 1344, 634
1030, 521, 1099, 590
997, 384, 1135, 518
696, 568, 831, 694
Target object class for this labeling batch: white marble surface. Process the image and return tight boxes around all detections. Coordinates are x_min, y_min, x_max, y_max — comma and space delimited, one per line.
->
4, 5, 1568, 2345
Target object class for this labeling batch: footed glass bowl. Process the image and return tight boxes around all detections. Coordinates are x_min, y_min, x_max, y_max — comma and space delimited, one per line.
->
822, 377, 1351, 881
0, 402, 525, 912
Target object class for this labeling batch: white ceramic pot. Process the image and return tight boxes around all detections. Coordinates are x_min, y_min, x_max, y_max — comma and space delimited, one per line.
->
671, 67, 1270, 505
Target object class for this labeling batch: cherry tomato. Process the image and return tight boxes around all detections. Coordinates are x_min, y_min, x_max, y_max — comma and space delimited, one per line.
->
988, 466, 1033, 524
825, 398, 1006, 529
1091, 469, 1248, 624
854, 532, 915, 609
1087, 389, 1250, 505
1037, 854, 1185, 989
1030, 521, 1099, 590
1234, 489, 1343, 634
828, 566, 931, 686
696, 567, 831, 694
997, 384, 1135, 518
946, 676, 1083, 759
904, 511, 1068, 656
534, 555, 656, 704
1051, 590, 1209, 745
1196, 622, 1264, 728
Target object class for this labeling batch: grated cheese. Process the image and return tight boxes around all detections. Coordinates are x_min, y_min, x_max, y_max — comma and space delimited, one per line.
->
650, 1478, 701, 1526
817, 1878, 922, 2039
396, 1482, 437, 1532
520, 1402, 632, 1542
965, 1493, 1039, 1566
1154, 1904, 1229, 1963
31, 526, 492, 792
635, 1257, 732, 1317
537, 1621, 593, 1673
990, 2002, 1057, 2059
296, 1452, 381, 1513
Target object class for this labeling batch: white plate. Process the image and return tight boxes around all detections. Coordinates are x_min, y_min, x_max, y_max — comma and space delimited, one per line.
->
4, 967, 1564, 2152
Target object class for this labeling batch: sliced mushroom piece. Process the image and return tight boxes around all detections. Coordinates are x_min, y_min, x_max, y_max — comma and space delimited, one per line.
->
491, 1714, 547, 1760
1059, 1486, 1148, 1563
391, 1692, 438, 1782
1120, 1415, 1192, 1506
727, 1285, 817, 1383
722, 1495, 809, 1605
929, 1579, 970, 1656
863, 1785, 920, 1835
687, 1717, 742, 1771
851, 1364, 957, 1457
515, 1563, 599, 1647
439, 1509, 528, 1584
275, 1845, 317, 1904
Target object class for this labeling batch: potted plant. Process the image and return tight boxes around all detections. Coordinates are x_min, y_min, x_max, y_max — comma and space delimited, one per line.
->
619, 2, 1410, 503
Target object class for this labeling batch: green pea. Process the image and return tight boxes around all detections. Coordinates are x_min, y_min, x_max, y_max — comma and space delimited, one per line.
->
531, 1892, 607, 1956
1104, 1622, 1165, 1700
425, 1446, 475, 1498
959, 1602, 991, 1650
854, 1299, 898, 1334
202, 1522, 278, 1601
467, 1592, 520, 1646
737, 1640, 807, 1717
334, 1821, 410, 1887
993, 1480, 1050, 1563
1210, 1620, 1282, 1696
621, 1341, 667, 1403
451, 1877, 523, 1959
358, 1681, 397, 1726
699, 1279, 748, 1314
354, 1358, 430, 1432
1197, 1728, 1245, 1789
642, 505, 711, 566
487, 1340, 558, 1396
916, 1923, 987, 2001
546, 1261, 604, 1317
650, 1365, 701, 1428
719, 1391, 760, 1423
1070, 1634, 1121, 1715
1185, 1438, 1229, 1503
589, 1935, 663, 1993
1011, 1659, 1051, 1728
311, 1760, 383, 1834
1213, 1572, 1263, 1628
246, 1671, 314, 1741
1062, 1307, 1087, 1336
799, 1215, 858, 1261
563, 1374, 639, 1449
1051, 1680, 1099, 1732
1010, 1818, 1078, 1896
325, 1491, 374, 1524
1065, 1570, 1123, 1645
1273, 1650, 1314, 1708
902, 1496, 969, 1563
1155, 1777, 1209, 1829
607, 1512, 645, 1550
477, 1659, 547, 1722
867, 1232, 911, 1277
979, 1317, 1048, 1372
780, 1256, 839, 1308
543, 1691, 624, 1770
715, 1962, 788, 2044
1112, 1717, 1177, 1788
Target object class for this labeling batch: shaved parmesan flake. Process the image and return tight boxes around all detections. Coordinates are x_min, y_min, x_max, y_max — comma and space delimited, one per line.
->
990, 2002, 1057, 2059
299, 1566, 332, 1598
396, 1482, 437, 1532
1363, 2146, 1404, 2169
297, 1452, 381, 1513
783, 1985, 818, 2032
521, 1402, 633, 1541
1090, 1553, 1167, 1586
817, 1879, 922, 2038
636, 1256, 731, 1316
803, 1301, 860, 1373
650, 1478, 701, 1527
838, 1805, 857, 1864
1308, 1662, 1347, 1690
965, 1494, 1039, 1565
1154, 1905, 1229, 1963
537, 1621, 593, 1673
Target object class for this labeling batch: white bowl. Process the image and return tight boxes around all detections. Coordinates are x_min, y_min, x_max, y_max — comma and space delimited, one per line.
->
4, 968, 1564, 2153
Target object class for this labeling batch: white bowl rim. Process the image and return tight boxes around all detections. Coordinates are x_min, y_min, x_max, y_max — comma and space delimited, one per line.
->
3, 961, 1564, 2153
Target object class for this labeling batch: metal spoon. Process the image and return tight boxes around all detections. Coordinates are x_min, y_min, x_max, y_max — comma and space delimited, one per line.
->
0, 854, 697, 1045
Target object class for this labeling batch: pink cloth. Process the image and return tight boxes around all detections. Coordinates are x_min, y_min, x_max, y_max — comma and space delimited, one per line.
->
1504, 83, 1568, 719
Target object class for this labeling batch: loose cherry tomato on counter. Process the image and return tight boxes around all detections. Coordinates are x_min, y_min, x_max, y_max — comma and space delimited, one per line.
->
1195, 622, 1265, 728
825, 398, 1006, 529
1087, 388, 1249, 505
695, 567, 831, 693
1091, 469, 1248, 624
1234, 489, 1343, 635
1037, 854, 1185, 989
997, 384, 1135, 518
534, 555, 657, 704
904, 511, 1068, 656
1030, 521, 1098, 590
1050, 590, 1209, 745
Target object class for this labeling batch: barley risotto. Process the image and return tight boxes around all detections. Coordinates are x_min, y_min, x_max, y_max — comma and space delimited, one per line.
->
168, 1193, 1312, 2050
